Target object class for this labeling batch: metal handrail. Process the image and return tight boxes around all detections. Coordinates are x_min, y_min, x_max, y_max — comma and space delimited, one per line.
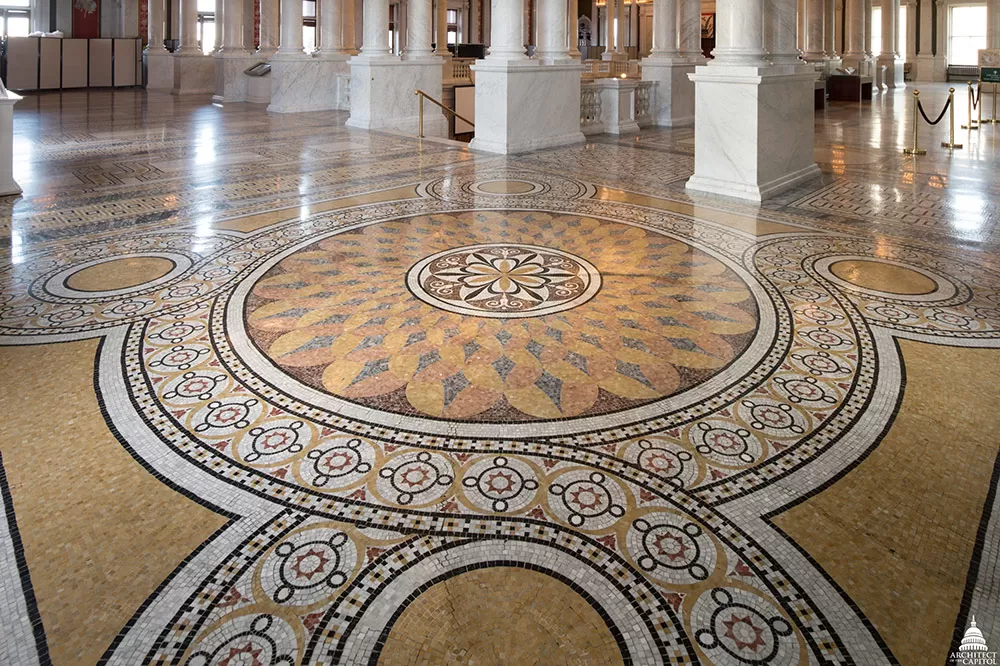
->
415, 89, 475, 138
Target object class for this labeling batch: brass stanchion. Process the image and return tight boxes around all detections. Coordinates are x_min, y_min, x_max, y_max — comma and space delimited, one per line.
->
991, 83, 999, 125
416, 91, 425, 138
962, 81, 979, 130
942, 88, 963, 149
903, 90, 927, 155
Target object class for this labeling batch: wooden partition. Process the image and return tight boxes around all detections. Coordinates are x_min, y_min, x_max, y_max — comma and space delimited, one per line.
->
2, 37, 143, 91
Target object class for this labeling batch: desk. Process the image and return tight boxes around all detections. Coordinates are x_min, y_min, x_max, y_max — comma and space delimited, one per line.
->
814, 78, 826, 110
828, 75, 873, 102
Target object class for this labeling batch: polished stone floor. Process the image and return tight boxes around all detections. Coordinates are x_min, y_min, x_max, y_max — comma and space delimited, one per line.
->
1, 85, 999, 666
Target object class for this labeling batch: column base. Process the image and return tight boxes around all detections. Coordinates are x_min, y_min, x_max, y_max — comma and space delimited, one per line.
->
685, 65, 822, 203
213, 52, 262, 104
268, 57, 351, 112
641, 58, 695, 127
145, 50, 174, 90
0, 97, 21, 197
876, 56, 906, 89
171, 53, 215, 96
346, 58, 446, 137
468, 60, 585, 154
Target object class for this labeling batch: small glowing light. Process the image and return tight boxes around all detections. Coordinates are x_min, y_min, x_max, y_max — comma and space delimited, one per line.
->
620, 73, 627, 79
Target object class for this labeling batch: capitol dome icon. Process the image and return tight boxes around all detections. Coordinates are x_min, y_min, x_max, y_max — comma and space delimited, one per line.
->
960, 617, 990, 653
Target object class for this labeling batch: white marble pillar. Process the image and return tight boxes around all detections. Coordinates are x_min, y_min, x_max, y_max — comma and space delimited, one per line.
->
765, 0, 803, 65
214, 0, 224, 51
360, 0, 392, 57
0, 82, 22, 197
711, 0, 770, 66
892, 0, 901, 57
470, 0, 583, 153
990, 0, 1000, 48
603, 0, 615, 58
221, 0, 247, 52
316, 0, 347, 55
615, 0, 625, 54
176, 0, 201, 52
649, 0, 678, 58
863, 0, 873, 59
488, 0, 527, 59
905, 0, 917, 63
568, 0, 581, 57
277, 0, 306, 54
643, 0, 695, 125
687, 0, 820, 201
435, 0, 449, 56
877, 0, 903, 86
258, 0, 279, 54
405, 0, 434, 57
802, 0, 825, 60
842, 0, 864, 67
824, 0, 838, 57
537, 0, 569, 62
147, 0, 166, 50
679, 0, 704, 62
915, 0, 933, 78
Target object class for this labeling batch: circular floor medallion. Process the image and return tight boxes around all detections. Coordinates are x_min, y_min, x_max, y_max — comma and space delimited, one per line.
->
66, 256, 176, 292
406, 243, 601, 319
469, 179, 542, 196
828, 259, 937, 295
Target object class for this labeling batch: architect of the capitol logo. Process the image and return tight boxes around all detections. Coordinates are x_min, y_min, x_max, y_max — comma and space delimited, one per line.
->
950, 617, 998, 665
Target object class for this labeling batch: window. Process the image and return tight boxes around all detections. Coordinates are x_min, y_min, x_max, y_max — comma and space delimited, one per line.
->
949, 4, 987, 65
303, 0, 316, 51
871, 6, 881, 56
196, 0, 215, 54
447, 8, 458, 45
1, 1, 31, 37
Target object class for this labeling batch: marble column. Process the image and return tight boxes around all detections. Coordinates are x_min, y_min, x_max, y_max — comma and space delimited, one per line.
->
405, 0, 434, 57
802, 0, 826, 60
147, 0, 166, 51
172, 0, 215, 94
615, 0, 625, 54
568, 0, 581, 57
710, 0, 770, 66
687, 0, 820, 201
824, 0, 838, 57
316, 0, 347, 55
277, 0, 306, 55
176, 0, 201, 53
537, 0, 569, 62
644, 0, 696, 126
905, 0, 917, 64
146, 0, 175, 89
435, 0, 450, 57
258, 0, 279, 54
359, 0, 392, 57
842, 0, 864, 68
221, 0, 247, 52
603, 0, 615, 58
470, 0, 583, 153
343, 0, 358, 53
649, 0, 678, 57
679, 0, 704, 62
765, 0, 804, 65
214, 0, 224, 51
991, 0, 1000, 49
878, 0, 903, 87
863, 0, 873, 59
0, 82, 22, 197
915, 0, 933, 79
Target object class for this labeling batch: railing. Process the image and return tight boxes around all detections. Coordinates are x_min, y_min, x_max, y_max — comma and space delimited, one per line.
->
635, 80, 654, 127
580, 82, 603, 134
448, 59, 474, 81
415, 89, 474, 138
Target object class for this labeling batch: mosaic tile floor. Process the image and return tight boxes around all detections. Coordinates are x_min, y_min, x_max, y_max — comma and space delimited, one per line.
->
2, 86, 1000, 666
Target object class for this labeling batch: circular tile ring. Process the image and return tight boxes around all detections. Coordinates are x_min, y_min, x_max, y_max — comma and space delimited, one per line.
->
44, 252, 194, 299
813, 255, 957, 303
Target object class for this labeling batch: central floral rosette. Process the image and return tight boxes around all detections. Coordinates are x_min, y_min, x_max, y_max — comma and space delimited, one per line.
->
408, 244, 600, 317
